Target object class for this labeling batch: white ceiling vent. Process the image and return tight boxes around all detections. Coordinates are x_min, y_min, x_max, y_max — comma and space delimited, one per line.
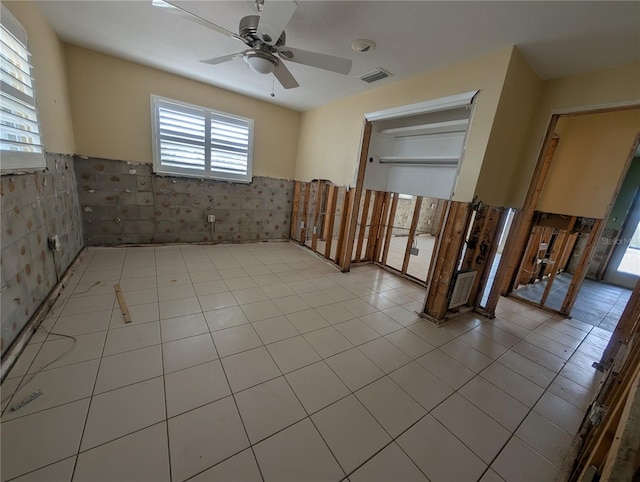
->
359, 68, 392, 84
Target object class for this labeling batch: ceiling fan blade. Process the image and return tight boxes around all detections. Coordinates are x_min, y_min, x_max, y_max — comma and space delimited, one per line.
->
152, 0, 247, 45
200, 52, 244, 65
277, 46, 352, 75
273, 60, 299, 89
257, 0, 297, 46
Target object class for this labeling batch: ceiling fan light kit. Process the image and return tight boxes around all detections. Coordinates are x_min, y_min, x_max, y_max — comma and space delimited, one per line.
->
244, 50, 277, 74
153, 0, 353, 90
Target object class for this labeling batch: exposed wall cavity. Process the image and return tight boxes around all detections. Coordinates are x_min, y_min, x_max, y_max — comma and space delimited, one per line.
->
75, 157, 294, 245
1, 154, 84, 356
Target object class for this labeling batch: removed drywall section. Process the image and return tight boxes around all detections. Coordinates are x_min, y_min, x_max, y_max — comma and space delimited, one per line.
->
3, 2, 75, 155
75, 158, 293, 245
1, 154, 83, 356
64, 44, 300, 180
536, 109, 640, 218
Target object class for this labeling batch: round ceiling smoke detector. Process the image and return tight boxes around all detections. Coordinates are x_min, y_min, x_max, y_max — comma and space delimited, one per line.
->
351, 39, 376, 53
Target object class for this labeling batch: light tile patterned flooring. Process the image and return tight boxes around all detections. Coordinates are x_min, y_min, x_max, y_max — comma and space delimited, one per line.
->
0, 242, 611, 482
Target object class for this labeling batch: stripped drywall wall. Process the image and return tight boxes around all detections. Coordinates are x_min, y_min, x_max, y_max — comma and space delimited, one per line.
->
75, 158, 293, 245
1, 154, 84, 355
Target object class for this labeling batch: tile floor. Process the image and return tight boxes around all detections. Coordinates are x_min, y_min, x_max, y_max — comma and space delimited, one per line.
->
0, 242, 613, 482
514, 272, 632, 330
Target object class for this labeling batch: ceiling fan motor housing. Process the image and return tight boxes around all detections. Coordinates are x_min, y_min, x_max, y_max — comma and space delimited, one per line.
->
240, 15, 285, 47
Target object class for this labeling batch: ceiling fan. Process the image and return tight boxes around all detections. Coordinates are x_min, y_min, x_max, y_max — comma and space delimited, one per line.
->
152, 0, 353, 89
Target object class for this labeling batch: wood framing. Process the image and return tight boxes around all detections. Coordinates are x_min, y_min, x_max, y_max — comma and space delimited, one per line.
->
474, 207, 508, 311
375, 192, 392, 262
539, 217, 577, 305
290, 181, 301, 241
499, 132, 560, 295
299, 182, 311, 244
462, 205, 503, 308
323, 185, 338, 260
560, 218, 604, 313
381, 193, 399, 265
311, 181, 324, 251
337, 189, 355, 270
343, 121, 373, 272
365, 191, 385, 262
355, 190, 372, 262
402, 197, 423, 273
422, 201, 471, 322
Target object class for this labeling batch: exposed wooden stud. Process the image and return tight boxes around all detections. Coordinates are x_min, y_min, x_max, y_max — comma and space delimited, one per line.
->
323, 184, 336, 241
355, 190, 372, 262
540, 217, 577, 306
300, 182, 311, 244
561, 218, 604, 313
323, 185, 338, 260
381, 193, 399, 266
366, 191, 385, 262
466, 206, 502, 307
501, 132, 560, 294
337, 188, 355, 270
474, 207, 508, 310
344, 121, 373, 272
375, 192, 392, 262
311, 181, 324, 251
402, 197, 423, 273
290, 181, 301, 241
422, 201, 471, 322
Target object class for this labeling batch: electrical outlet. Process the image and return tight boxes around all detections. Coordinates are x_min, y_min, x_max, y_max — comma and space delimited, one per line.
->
207, 215, 216, 223
410, 246, 420, 255
47, 235, 61, 251
300, 221, 305, 229
313, 226, 318, 235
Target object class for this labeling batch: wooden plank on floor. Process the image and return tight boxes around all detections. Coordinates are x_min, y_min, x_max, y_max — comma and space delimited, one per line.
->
114, 284, 132, 323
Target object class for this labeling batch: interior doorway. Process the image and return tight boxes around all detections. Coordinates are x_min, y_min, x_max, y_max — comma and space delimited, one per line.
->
602, 156, 640, 289
502, 109, 639, 330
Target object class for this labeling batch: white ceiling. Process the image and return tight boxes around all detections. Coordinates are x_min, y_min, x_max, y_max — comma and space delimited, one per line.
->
35, 1, 640, 112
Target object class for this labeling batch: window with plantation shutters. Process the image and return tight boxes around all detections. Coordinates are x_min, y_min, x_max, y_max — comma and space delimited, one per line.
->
151, 95, 253, 183
0, 5, 45, 171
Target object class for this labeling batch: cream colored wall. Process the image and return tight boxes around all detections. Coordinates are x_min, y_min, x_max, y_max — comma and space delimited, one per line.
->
536, 109, 640, 218
507, 62, 640, 207
294, 47, 513, 202
474, 48, 543, 207
64, 45, 301, 179
4, 1, 75, 154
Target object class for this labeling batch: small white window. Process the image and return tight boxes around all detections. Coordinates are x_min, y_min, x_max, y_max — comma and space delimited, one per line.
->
151, 95, 254, 183
0, 5, 45, 171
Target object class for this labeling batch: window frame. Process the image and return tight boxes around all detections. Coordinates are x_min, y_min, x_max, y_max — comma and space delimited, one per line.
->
0, 4, 45, 172
150, 94, 254, 183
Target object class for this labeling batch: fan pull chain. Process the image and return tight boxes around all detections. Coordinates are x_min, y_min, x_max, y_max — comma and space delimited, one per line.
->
271, 74, 275, 97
